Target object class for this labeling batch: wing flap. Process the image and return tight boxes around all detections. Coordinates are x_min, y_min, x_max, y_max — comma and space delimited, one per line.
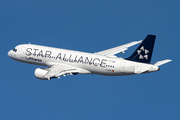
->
95, 40, 142, 56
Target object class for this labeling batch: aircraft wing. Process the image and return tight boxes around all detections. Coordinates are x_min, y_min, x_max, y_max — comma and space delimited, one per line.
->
44, 64, 78, 80
94, 40, 142, 57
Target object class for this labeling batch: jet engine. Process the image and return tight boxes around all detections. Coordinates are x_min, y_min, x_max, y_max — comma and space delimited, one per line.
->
34, 68, 49, 80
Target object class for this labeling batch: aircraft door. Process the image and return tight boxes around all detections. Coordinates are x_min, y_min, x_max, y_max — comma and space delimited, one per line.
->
120, 62, 125, 73
20, 47, 26, 58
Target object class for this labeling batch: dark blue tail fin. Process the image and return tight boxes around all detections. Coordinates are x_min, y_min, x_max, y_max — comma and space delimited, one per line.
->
126, 35, 156, 63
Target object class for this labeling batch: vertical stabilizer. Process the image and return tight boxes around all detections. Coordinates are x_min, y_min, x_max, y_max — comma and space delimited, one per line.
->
126, 35, 156, 63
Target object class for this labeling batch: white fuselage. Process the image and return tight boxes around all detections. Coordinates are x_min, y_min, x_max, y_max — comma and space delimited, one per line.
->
8, 44, 159, 76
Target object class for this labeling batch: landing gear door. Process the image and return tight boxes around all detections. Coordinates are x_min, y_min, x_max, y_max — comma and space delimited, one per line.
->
20, 47, 26, 58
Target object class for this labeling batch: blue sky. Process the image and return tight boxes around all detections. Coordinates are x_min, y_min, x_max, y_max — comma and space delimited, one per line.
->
1, 0, 179, 120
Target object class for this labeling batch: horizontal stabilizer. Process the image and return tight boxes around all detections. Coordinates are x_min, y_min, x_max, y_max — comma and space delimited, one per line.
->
153, 59, 172, 66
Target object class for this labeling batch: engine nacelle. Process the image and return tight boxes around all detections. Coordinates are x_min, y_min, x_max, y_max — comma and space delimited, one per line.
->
34, 68, 49, 80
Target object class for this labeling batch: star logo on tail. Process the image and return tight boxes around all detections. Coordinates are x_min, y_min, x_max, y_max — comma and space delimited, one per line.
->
137, 46, 149, 60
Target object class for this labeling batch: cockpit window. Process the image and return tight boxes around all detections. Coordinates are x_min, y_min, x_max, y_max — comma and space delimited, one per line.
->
13, 48, 17, 52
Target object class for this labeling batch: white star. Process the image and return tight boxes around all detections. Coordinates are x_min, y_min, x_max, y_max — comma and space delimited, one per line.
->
137, 46, 149, 60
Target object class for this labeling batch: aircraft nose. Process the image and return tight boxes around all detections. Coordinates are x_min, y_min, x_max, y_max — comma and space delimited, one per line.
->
8, 50, 13, 58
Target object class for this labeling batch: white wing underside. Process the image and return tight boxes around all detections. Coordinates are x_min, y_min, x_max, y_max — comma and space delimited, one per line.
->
95, 40, 142, 57
44, 64, 78, 79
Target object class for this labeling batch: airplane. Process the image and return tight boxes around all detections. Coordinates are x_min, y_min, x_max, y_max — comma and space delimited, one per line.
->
8, 35, 171, 80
